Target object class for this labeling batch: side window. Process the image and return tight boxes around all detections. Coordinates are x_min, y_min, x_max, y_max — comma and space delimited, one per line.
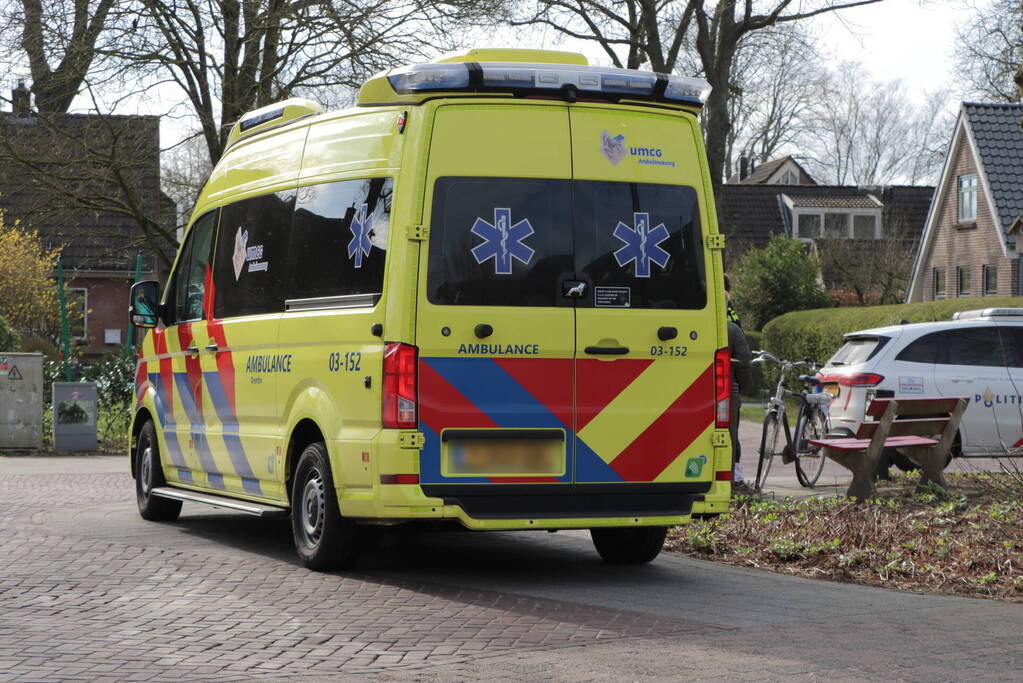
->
427, 177, 573, 306
213, 190, 295, 318
171, 211, 217, 323
998, 326, 1023, 367
939, 327, 1006, 367
287, 178, 392, 304
895, 331, 942, 364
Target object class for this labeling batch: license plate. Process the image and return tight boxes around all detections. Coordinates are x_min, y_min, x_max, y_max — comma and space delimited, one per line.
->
824, 384, 840, 397
445, 439, 564, 476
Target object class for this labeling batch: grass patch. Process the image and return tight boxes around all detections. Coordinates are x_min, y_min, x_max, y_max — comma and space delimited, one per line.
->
668, 471, 1023, 602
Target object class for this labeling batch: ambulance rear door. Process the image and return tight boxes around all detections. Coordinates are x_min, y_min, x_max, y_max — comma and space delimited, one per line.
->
568, 105, 716, 487
416, 103, 577, 497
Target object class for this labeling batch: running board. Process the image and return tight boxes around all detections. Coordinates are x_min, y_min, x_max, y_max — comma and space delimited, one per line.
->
151, 487, 289, 518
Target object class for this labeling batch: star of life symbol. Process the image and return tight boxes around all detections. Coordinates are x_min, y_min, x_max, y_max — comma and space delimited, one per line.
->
471, 207, 535, 275
347, 203, 373, 268
612, 212, 670, 278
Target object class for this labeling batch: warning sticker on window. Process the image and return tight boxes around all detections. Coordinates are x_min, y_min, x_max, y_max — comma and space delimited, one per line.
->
595, 286, 631, 308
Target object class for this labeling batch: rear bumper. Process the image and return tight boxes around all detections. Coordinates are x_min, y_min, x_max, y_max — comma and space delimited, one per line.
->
420, 482, 710, 520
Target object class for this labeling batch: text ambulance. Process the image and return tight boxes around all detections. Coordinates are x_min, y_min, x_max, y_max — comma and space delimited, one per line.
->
129, 48, 732, 571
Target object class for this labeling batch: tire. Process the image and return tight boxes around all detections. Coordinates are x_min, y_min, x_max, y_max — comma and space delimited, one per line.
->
291, 442, 360, 571
795, 407, 828, 487
756, 411, 780, 490
590, 526, 667, 565
135, 420, 182, 521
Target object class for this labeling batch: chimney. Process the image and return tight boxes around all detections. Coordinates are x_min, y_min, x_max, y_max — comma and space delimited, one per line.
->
12, 80, 30, 117
739, 156, 749, 181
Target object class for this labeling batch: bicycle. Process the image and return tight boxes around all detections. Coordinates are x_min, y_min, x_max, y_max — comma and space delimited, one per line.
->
752, 351, 833, 490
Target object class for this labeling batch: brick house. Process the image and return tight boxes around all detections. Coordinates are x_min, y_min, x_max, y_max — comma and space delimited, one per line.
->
0, 82, 175, 357
906, 102, 1023, 302
717, 182, 934, 275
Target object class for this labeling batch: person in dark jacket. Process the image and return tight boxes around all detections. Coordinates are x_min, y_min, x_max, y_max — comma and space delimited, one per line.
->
728, 321, 753, 481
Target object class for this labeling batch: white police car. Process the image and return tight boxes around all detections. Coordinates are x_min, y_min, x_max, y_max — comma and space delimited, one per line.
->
818, 308, 1023, 458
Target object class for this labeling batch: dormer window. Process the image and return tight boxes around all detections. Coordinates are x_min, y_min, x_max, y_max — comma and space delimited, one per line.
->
779, 169, 798, 185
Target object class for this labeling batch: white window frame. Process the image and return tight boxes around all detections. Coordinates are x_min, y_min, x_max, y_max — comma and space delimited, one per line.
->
958, 174, 978, 222
789, 210, 883, 242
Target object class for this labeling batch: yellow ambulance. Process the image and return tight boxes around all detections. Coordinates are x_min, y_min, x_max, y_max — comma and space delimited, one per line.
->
128, 48, 732, 571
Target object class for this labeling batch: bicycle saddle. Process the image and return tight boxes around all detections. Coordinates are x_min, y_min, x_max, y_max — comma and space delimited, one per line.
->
798, 374, 820, 385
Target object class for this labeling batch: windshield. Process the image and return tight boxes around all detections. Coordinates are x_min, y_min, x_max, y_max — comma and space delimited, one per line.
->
427, 177, 706, 309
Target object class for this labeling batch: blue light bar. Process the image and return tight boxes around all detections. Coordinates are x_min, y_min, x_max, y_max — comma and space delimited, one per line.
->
386, 62, 711, 107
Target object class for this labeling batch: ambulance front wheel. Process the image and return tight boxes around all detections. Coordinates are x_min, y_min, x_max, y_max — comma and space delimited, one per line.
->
590, 526, 667, 564
135, 420, 182, 521
291, 442, 360, 571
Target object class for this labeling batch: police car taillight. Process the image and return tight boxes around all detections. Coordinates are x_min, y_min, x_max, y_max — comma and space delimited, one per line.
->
383, 343, 418, 429
386, 62, 710, 107
818, 373, 884, 388
714, 347, 731, 428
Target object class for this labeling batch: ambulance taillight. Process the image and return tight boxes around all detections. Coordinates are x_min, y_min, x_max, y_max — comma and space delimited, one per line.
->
714, 347, 731, 428
383, 343, 418, 429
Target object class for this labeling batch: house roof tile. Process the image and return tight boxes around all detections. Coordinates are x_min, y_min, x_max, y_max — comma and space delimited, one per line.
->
963, 102, 1023, 236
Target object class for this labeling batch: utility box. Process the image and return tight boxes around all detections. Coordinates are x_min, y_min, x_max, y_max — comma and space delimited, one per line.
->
53, 382, 99, 453
0, 352, 44, 449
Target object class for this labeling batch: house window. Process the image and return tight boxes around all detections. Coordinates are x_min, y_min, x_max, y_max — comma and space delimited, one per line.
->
796, 214, 820, 239
983, 264, 998, 295
853, 215, 878, 239
824, 213, 847, 238
933, 268, 946, 299
959, 174, 977, 222
779, 169, 798, 185
957, 266, 972, 296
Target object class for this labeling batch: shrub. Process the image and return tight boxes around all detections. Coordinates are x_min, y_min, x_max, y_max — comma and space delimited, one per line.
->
732, 234, 833, 330
0, 314, 18, 352
762, 296, 1023, 365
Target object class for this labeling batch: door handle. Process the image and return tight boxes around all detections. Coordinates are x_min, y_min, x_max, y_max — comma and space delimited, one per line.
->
585, 346, 629, 355
474, 324, 493, 339
186, 346, 200, 355
205, 344, 219, 353
658, 326, 678, 341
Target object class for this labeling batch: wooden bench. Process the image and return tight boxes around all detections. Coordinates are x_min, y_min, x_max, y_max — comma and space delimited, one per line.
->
809, 396, 969, 500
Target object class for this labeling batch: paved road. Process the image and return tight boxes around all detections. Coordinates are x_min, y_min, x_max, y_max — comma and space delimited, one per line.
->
2, 454, 1022, 682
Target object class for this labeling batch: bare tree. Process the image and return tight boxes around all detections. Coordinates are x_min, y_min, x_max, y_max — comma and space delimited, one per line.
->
954, 0, 1023, 103
722, 22, 824, 178
511, 0, 884, 184
816, 216, 919, 304
161, 131, 213, 232
0, 0, 119, 112
803, 62, 953, 186
101, 0, 499, 164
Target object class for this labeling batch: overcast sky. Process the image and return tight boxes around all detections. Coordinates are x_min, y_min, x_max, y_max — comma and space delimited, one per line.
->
560, 0, 976, 100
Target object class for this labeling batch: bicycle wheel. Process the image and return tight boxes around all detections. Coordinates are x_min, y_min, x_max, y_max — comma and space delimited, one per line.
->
756, 410, 781, 491
795, 407, 828, 487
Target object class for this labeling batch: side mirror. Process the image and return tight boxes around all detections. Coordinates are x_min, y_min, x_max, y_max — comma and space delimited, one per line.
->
129, 280, 161, 329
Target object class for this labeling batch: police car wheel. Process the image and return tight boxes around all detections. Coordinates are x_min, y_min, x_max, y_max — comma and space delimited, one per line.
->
135, 420, 182, 522
291, 442, 359, 571
590, 526, 667, 565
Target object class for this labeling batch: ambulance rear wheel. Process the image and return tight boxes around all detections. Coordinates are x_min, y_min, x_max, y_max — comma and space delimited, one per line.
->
135, 420, 182, 521
292, 442, 360, 571
590, 526, 667, 564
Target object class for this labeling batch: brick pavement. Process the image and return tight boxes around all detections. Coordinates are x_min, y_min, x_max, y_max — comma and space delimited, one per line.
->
2, 456, 1023, 681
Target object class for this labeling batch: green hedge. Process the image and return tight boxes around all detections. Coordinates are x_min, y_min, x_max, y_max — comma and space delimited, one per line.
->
762, 297, 1023, 365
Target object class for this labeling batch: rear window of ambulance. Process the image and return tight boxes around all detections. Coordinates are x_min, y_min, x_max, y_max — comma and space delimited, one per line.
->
427, 177, 573, 306
427, 177, 705, 309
